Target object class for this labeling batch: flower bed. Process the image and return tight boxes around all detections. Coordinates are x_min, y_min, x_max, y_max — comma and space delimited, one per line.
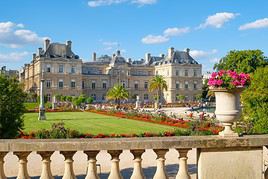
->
86, 109, 221, 134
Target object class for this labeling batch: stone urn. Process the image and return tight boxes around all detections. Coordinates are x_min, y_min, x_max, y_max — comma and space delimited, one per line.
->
210, 87, 244, 137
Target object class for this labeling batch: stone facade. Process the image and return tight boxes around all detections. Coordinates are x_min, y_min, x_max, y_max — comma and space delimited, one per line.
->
20, 40, 202, 103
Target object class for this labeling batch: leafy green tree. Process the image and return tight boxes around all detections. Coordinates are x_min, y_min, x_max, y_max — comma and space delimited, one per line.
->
176, 95, 185, 102
86, 97, 94, 104
106, 84, 129, 109
242, 67, 268, 133
195, 93, 202, 102
0, 75, 26, 138
202, 79, 209, 100
214, 50, 268, 73
149, 75, 168, 108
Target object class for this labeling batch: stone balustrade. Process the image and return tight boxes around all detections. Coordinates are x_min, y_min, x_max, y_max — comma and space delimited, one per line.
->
0, 135, 268, 179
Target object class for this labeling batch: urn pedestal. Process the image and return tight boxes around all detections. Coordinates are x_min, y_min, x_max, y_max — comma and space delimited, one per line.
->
210, 88, 244, 137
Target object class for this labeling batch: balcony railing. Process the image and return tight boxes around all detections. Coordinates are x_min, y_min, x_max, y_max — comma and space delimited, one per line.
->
0, 135, 268, 179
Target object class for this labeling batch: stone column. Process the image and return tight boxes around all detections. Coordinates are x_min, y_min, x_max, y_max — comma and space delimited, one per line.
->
0, 152, 7, 179
14, 152, 31, 179
130, 150, 145, 179
37, 151, 54, 179
38, 73, 46, 120
60, 151, 76, 179
107, 150, 123, 179
84, 151, 100, 179
175, 149, 191, 179
153, 149, 168, 179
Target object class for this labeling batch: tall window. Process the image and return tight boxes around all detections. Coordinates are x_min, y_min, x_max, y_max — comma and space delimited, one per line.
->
134, 81, 138, 89
71, 66, 76, 73
184, 81, 189, 89
58, 80, 63, 89
82, 81, 85, 89
46, 80, 51, 89
144, 82, 148, 89
194, 81, 197, 89
176, 70, 179, 76
46, 64, 51, 73
184, 69, 188, 77
46, 94, 51, 102
176, 81, 180, 89
59, 64, 64, 73
71, 80, 76, 88
91, 94, 96, 101
194, 69, 197, 77
103, 81, 107, 89
92, 81, 96, 89
102, 94, 105, 101
144, 94, 149, 100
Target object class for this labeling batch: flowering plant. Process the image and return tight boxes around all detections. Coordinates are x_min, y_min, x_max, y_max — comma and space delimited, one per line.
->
208, 70, 250, 89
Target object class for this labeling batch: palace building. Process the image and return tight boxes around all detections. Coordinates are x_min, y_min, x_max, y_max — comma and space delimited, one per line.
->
19, 40, 202, 103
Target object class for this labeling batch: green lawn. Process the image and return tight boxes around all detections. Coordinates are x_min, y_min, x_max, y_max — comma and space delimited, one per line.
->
23, 112, 176, 134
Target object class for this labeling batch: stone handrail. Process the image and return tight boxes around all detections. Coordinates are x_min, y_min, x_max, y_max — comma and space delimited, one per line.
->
0, 135, 268, 179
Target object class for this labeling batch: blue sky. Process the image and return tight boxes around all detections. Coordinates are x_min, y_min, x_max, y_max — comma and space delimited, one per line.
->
0, 0, 268, 72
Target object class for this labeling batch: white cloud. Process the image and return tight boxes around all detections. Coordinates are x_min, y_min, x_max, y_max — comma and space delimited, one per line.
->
239, 18, 268, 30
0, 21, 48, 48
199, 12, 239, 29
141, 35, 169, 44
142, 26, 189, 44
132, 0, 157, 5
102, 41, 119, 46
0, 51, 29, 63
163, 27, 190, 37
189, 49, 218, 59
88, 0, 156, 7
209, 57, 220, 63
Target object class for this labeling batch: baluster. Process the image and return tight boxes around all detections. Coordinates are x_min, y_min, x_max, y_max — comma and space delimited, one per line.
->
153, 149, 168, 179
84, 151, 100, 179
14, 152, 31, 179
175, 149, 191, 179
130, 150, 145, 179
0, 152, 7, 179
37, 151, 54, 179
107, 150, 123, 179
60, 151, 76, 179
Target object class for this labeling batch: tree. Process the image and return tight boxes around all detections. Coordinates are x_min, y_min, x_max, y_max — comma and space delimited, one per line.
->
242, 67, 268, 133
176, 95, 185, 102
0, 75, 26, 138
195, 93, 202, 102
202, 79, 209, 100
149, 75, 168, 108
214, 50, 268, 74
106, 84, 129, 109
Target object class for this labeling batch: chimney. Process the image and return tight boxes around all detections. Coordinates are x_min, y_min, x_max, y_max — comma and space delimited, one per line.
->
168, 47, 174, 59
37, 48, 43, 56
186, 48, 190, 54
32, 53, 36, 60
116, 50, 120, 56
145, 53, 151, 64
44, 39, 50, 51
66, 40, 72, 49
92, 52, 96, 61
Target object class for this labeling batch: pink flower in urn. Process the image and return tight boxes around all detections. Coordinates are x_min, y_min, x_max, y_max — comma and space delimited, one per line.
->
216, 79, 223, 86
208, 70, 250, 89
211, 72, 217, 78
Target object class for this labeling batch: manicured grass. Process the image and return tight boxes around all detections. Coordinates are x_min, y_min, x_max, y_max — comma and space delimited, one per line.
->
24, 102, 51, 110
23, 112, 177, 134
